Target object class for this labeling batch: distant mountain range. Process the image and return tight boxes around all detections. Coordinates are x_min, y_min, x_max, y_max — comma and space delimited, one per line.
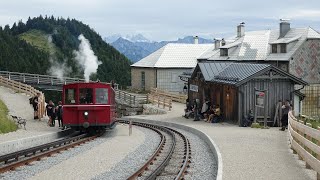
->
105, 34, 213, 62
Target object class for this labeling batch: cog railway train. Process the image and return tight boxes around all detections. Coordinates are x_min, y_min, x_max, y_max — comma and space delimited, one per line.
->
62, 82, 116, 131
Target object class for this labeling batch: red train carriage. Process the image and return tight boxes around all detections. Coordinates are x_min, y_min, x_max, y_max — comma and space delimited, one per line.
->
62, 82, 116, 131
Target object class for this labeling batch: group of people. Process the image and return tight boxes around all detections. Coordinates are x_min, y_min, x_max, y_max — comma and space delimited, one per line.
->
184, 98, 222, 123
31, 93, 64, 129
45, 100, 64, 129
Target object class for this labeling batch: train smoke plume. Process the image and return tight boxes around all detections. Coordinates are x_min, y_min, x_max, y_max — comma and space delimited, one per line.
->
74, 34, 102, 82
47, 35, 71, 81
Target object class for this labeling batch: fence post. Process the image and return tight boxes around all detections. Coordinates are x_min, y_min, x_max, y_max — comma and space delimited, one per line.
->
133, 95, 136, 105
158, 96, 160, 107
163, 98, 166, 109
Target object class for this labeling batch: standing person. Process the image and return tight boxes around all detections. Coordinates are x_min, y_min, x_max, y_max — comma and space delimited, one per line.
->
45, 100, 55, 127
183, 83, 188, 94
56, 101, 63, 129
32, 93, 41, 120
193, 99, 200, 121
280, 100, 291, 131
111, 80, 115, 89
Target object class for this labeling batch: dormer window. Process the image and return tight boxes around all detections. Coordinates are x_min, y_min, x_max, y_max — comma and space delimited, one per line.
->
280, 44, 286, 53
220, 48, 228, 56
271, 44, 277, 53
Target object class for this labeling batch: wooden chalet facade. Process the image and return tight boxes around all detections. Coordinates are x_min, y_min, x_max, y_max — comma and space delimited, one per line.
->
188, 62, 308, 125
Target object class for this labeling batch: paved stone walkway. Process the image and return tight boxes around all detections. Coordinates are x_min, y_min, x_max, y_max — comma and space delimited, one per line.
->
130, 102, 317, 180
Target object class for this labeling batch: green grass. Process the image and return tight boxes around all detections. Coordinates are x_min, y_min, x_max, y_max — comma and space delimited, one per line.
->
251, 123, 262, 128
19, 29, 59, 53
0, 99, 17, 134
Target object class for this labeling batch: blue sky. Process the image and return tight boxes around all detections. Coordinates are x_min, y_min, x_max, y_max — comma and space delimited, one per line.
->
0, 0, 320, 41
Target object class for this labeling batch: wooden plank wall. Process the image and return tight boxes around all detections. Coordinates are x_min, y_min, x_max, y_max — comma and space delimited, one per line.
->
239, 79, 293, 123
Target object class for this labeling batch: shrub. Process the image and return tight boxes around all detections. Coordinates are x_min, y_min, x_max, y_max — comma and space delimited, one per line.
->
251, 123, 262, 128
0, 99, 17, 133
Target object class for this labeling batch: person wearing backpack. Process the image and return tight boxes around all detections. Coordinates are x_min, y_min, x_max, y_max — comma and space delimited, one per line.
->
45, 100, 55, 127
56, 101, 64, 129
32, 93, 41, 120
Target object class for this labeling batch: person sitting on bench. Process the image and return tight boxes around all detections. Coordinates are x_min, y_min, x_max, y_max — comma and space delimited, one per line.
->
212, 104, 221, 123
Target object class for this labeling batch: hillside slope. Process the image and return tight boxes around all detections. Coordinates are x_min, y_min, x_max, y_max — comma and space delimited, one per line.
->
0, 16, 132, 85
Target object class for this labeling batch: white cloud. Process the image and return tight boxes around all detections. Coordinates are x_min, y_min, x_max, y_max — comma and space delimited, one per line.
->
0, 0, 320, 40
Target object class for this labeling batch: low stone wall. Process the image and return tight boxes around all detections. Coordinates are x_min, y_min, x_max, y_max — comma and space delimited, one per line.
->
0, 129, 72, 155
142, 104, 167, 115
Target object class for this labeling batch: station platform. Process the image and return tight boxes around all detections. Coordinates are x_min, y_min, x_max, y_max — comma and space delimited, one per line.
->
129, 102, 317, 180
0, 86, 60, 153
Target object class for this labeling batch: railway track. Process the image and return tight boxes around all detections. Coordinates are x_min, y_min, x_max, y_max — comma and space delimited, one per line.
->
0, 133, 98, 174
117, 120, 191, 180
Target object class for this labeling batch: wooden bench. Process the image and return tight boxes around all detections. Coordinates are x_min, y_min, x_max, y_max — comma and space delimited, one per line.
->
11, 115, 26, 130
256, 116, 273, 126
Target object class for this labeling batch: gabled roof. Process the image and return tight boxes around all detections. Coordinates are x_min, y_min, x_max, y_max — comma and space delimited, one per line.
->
199, 27, 320, 62
131, 43, 213, 68
193, 62, 308, 87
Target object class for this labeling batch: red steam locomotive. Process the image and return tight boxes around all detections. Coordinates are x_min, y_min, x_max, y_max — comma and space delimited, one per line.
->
62, 82, 116, 131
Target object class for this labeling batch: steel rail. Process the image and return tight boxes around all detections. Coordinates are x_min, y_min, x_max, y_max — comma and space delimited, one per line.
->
0, 133, 86, 164
117, 119, 190, 180
0, 134, 96, 174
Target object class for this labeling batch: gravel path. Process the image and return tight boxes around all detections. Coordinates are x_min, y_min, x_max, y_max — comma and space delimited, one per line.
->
0, 86, 59, 142
0, 124, 145, 180
129, 102, 317, 180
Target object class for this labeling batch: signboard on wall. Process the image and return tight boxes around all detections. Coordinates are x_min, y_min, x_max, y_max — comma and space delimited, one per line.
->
255, 91, 265, 108
190, 84, 198, 92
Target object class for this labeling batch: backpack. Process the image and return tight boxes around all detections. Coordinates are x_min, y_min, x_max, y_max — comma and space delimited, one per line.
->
29, 97, 34, 105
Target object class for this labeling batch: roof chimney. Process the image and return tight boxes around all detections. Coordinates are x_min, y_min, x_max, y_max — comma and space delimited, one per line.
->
214, 38, 221, 49
194, 36, 199, 44
237, 22, 245, 37
279, 19, 290, 38
221, 38, 226, 46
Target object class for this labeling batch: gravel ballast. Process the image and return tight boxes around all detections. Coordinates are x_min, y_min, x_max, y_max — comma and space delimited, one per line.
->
0, 124, 147, 180
93, 126, 160, 180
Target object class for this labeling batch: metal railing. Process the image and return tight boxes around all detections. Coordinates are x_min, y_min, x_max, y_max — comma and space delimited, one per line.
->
0, 71, 118, 89
288, 111, 320, 179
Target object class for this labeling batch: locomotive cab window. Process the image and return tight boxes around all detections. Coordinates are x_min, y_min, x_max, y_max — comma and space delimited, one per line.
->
79, 88, 93, 104
96, 88, 109, 104
65, 89, 76, 104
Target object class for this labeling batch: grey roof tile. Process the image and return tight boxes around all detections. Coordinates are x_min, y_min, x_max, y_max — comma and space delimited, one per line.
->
196, 62, 307, 86
203, 27, 320, 62
131, 43, 213, 68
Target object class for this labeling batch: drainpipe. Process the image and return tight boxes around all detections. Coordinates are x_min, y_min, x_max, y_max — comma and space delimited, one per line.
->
290, 85, 305, 116
238, 89, 245, 126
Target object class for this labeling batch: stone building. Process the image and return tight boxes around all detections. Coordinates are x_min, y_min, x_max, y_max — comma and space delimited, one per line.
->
131, 43, 213, 92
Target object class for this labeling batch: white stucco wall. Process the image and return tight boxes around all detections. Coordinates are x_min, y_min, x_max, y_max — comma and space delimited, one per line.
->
156, 68, 191, 92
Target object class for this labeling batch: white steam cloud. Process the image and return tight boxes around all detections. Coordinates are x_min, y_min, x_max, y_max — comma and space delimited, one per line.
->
47, 35, 72, 81
74, 34, 102, 82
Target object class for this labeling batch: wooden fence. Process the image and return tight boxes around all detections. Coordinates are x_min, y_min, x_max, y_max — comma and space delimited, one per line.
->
116, 90, 147, 105
150, 88, 187, 103
288, 111, 320, 179
0, 76, 45, 118
299, 115, 320, 130
147, 94, 172, 111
